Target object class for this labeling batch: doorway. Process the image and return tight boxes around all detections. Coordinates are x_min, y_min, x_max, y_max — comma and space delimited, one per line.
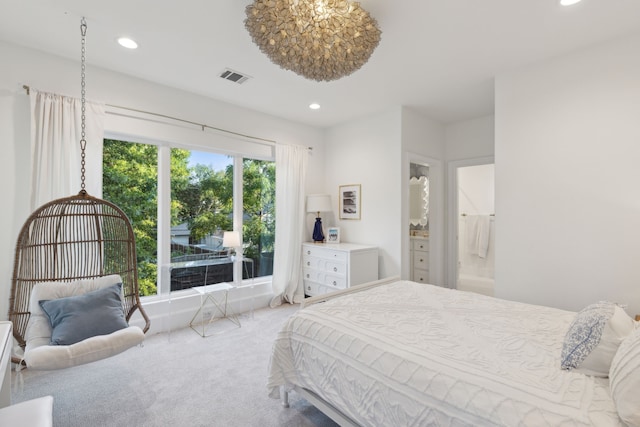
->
409, 162, 430, 283
447, 158, 494, 295
403, 153, 443, 286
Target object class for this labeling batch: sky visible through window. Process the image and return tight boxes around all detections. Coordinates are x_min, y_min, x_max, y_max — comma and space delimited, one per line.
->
188, 150, 232, 171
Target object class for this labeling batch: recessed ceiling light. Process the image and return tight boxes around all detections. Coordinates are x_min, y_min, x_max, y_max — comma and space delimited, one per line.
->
117, 37, 138, 49
309, 103, 321, 110
560, 0, 582, 6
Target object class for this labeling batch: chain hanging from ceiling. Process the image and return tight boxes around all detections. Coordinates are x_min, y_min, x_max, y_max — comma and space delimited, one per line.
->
79, 17, 88, 194
244, 0, 382, 82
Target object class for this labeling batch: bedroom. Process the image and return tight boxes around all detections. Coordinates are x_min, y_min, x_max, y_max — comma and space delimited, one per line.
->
1, 0, 640, 424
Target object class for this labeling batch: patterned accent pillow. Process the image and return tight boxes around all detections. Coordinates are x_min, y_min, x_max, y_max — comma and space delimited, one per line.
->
561, 301, 615, 371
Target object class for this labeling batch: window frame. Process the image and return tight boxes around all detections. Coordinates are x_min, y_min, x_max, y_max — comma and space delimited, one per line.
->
103, 129, 275, 300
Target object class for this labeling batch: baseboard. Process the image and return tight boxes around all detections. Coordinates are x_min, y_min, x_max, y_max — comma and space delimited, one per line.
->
129, 281, 274, 334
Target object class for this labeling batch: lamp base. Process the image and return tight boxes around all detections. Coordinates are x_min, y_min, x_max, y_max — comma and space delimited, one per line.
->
312, 217, 325, 242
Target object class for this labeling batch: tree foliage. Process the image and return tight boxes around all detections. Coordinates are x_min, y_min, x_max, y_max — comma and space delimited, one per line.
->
242, 159, 276, 263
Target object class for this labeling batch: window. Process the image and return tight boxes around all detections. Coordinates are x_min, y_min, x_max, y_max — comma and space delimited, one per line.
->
103, 139, 158, 296
242, 159, 275, 278
103, 140, 275, 297
169, 149, 233, 291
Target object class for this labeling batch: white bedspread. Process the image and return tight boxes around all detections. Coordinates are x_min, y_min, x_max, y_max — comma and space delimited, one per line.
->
267, 281, 623, 426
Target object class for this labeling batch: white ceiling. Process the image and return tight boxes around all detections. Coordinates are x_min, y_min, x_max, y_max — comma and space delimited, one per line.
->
2, 0, 640, 128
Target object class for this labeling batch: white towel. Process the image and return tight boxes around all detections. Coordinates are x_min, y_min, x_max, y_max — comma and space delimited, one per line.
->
466, 215, 491, 259
476, 215, 490, 259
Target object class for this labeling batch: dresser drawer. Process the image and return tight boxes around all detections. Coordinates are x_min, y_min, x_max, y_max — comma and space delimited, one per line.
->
303, 268, 324, 283
413, 269, 429, 283
303, 246, 348, 263
302, 255, 324, 270
304, 281, 324, 296
413, 251, 429, 269
325, 260, 346, 276
324, 274, 347, 289
412, 239, 428, 251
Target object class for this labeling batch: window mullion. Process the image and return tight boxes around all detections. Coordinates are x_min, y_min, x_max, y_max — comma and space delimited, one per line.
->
232, 156, 244, 284
157, 145, 172, 294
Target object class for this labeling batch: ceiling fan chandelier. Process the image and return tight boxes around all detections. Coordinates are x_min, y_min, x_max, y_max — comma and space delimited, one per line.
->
244, 0, 382, 82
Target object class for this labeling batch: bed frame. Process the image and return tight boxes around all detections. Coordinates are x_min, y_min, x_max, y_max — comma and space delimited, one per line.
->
281, 276, 400, 426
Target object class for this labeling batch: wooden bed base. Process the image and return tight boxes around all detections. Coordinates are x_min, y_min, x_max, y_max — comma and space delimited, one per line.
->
281, 276, 400, 426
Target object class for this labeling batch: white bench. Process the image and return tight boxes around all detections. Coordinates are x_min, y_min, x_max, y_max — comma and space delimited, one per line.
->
0, 321, 53, 426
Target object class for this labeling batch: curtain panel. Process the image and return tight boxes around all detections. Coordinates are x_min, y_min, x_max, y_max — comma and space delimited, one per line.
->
29, 90, 105, 211
270, 144, 308, 306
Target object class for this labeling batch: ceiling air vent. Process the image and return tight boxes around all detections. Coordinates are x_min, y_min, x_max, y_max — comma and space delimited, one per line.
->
219, 68, 251, 84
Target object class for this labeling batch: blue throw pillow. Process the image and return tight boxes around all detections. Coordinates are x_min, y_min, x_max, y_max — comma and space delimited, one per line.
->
560, 301, 615, 371
39, 283, 129, 346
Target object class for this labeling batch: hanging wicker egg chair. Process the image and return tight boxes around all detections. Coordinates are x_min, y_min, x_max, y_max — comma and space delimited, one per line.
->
9, 191, 151, 365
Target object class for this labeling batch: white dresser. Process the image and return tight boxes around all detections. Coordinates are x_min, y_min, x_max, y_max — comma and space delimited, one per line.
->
410, 236, 429, 283
302, 242, 378, 297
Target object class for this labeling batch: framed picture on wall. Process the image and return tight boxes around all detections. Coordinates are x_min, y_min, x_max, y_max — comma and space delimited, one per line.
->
326, 226, 340, 243
339, 184, 361, 220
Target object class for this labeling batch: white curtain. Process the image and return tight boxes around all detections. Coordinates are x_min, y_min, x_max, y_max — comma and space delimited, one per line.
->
30, 90, 105, 211
270, 144, 308, 307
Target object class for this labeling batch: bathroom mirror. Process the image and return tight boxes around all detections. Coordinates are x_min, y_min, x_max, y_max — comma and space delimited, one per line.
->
409, 163, 429, 230
410, 176, 429, 226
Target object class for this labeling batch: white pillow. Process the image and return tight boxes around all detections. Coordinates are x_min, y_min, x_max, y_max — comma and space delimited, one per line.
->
609, 324, 640, 426
561, 301, 635, 377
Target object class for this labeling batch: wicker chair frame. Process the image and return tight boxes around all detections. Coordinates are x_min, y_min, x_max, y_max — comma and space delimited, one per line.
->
9, 191, 150, 364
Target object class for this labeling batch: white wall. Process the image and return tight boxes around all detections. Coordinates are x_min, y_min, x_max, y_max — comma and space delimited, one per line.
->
0, 41, 325, 326
495, 33, 640, 315
445, 115, 494, 162
324, 108, 403, 279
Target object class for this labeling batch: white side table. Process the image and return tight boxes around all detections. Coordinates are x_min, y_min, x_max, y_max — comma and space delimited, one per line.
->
189, 283, 240, 337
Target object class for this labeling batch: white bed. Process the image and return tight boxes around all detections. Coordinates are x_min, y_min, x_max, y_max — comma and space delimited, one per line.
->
267, 279, 638, 426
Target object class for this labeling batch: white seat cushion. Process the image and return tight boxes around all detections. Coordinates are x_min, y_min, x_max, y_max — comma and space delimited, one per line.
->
24, 326, 144, 370
24, 275, 144, 370
0, 396, 53, 427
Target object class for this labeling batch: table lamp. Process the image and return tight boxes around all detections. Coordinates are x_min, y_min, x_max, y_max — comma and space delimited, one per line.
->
223, 231, 241, 258
306, 194, 332, 242
223, 230, 242, 285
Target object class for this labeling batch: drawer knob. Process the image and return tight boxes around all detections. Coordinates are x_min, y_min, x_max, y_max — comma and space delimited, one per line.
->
333, 281, 337, 286
306, 274, 309, 278
420, 259, 424, 262
419, 245, 424, 249
307, 261, 310, 266
307, 285, 311, 290
307, 250, 311, 255
333, 267, 337, 272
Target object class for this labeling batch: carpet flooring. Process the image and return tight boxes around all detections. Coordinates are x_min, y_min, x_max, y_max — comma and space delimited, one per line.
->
11, 303, 338, 427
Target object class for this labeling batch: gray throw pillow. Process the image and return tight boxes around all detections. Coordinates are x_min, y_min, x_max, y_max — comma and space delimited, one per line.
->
39, 283, 129, 346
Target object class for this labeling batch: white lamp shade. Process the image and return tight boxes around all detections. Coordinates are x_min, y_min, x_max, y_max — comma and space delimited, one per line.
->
307, 194, 332, 213
222, 231, 241, 248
